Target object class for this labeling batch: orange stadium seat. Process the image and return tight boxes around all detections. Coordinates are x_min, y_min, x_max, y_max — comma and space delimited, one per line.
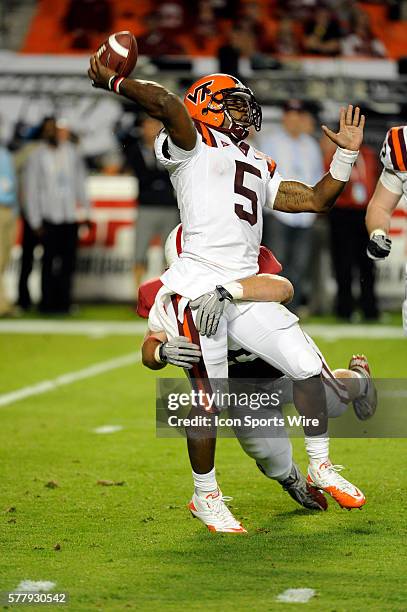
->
358, 2, 407, 59
21, 0, 407, 59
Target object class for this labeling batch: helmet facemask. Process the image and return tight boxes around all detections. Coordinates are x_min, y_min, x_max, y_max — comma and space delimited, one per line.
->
203, 87, 262, 140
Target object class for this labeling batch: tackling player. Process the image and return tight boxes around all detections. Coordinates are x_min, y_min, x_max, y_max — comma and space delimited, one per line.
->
88, 57, 366, 521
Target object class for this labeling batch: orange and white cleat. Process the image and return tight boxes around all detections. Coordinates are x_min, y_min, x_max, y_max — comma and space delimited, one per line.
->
307, 460, 366, 509
188, 488, 247, 533
348, 354, 377, 420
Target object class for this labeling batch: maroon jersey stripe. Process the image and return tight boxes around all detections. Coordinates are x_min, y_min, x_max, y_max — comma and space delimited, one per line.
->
204, 125, 218, 148
397, 127, 407, 171
388, 128, 399, 170
194, 120, 217, 147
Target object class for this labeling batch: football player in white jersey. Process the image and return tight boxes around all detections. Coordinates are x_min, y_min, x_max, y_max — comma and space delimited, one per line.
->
365, 126, 407, 331
88, 57, 367, 528
140, 228, 376, 532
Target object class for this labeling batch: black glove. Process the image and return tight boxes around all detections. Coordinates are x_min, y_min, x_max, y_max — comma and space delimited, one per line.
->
158, 336, 201, 369
190, 285, 234, 337
367, 232, 392, 260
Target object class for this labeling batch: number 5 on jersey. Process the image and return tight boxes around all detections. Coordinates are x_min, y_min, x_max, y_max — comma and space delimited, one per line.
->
234, 160, 262, 226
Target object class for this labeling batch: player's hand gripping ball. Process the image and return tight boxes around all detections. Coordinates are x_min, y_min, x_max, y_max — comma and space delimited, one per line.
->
89, 31, 137, 89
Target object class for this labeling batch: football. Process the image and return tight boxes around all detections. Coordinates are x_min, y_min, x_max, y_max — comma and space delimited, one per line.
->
96, 31, 138, 77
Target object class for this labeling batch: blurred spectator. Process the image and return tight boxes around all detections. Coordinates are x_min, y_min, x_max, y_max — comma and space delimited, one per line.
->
218, 26, 244, 78
341, 10, 386, 57
277, 0, 320, 21
274, 17, 300, 56
137, 12, 185, 56
0, 123, 17, 317
236, 0, 274, 53
192, 1, 219, 53
210, 0, 237, 19
24, 119, 90, 314
122, 114, 179, 296
15, 117, 55, 311
301, 101, 320, 135
156, 1, 185, 35
218, 25, 262, 77
62, 0, 112, 49
300, 102, 332, 315
303, 6, 342, 56
321, 135, 379, 321
388, 0, 407, 20
257, 100, 324, 311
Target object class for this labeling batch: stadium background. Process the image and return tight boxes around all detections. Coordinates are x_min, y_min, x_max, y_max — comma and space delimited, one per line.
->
1, 2, 407, 611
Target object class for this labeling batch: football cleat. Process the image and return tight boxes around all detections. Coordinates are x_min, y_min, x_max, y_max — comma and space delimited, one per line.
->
307, 460, 366, 509
188, 488, 247, 533
278, 462, 328, 511
348, 354, 377, 420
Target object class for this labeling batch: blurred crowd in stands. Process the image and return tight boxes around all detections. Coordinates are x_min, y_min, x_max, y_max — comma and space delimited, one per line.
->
59, 0, 401, 59
0, 93, 382, 321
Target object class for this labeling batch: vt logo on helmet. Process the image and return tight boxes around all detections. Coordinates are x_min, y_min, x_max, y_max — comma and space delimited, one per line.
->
186, 80, 214, 105
184, 73, 262, 141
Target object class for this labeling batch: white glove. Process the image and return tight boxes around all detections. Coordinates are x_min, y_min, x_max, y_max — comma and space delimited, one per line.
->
157, 336, 201, 369
190, 285, 234, 337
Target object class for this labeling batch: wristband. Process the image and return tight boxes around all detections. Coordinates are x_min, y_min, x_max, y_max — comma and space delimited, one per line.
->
329, 147, 359, 182
108, 75, 125, 94
369, 229, 387, 240
221, 281, 243, 300
154, 344, 165, 364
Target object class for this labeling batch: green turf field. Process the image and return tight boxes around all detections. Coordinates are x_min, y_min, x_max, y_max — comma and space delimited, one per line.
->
1, 317, 406, 611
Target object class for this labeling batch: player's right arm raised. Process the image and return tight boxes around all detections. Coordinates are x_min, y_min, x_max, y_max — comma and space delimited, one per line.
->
88, 55, 196, 151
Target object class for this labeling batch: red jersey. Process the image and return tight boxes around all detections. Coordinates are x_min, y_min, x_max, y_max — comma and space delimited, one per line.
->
137, 245, 282, 319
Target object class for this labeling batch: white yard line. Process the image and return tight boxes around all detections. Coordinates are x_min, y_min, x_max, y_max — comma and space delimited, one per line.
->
0, 352, 140, 408
276, 588, 316, 603
0, 320, 146, 336
305, 324, 405, 340
15, 581, 56, 593
0, 319, 404, 339
93, 425, 124, 434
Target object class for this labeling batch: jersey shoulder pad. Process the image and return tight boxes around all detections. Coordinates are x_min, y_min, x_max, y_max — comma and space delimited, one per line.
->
252, 148, 277, 177
154, 129, 172, 167
381, 126, 407, 172
154, 128, 201, 170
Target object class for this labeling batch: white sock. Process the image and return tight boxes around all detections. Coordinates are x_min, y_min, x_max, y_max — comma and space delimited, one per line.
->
304, 434, 329, 465
192, 467, 218, 496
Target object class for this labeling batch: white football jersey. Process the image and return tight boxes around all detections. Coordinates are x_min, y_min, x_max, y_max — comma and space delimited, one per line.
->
155, 121, 282, 300
379, 126, 407, 198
